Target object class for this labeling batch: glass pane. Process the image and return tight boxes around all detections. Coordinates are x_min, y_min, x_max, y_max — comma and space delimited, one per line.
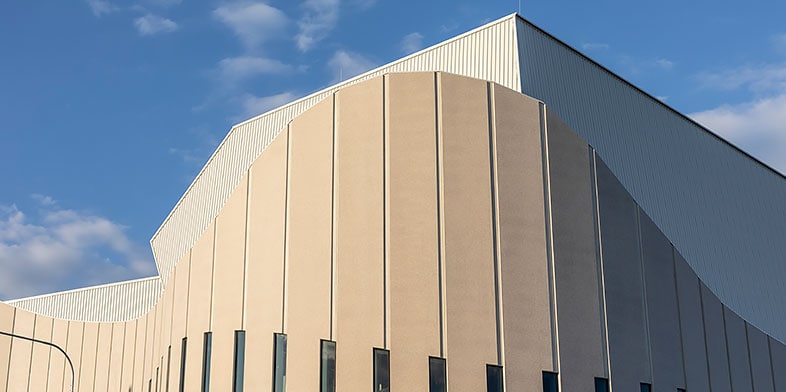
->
542, 371, 558, 392
487, 365, 503, 392
640, 383, 652, 392
202, 332, 212, 392
429, 357, 446, 392
594, 378, 609, 392
273, 333, 287, 392
320, 340, 336, 392
233, 330, 246, 392
166, 345, 172, 392
373, 348, 390, 392
179, 338, 187, 392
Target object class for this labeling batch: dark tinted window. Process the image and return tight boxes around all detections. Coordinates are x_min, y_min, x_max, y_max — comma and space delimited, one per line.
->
179, 338, 187, 392
166, 345, 172, 392
487, 365, 503, 392
273, 333, 287, 392
594, 378, 609, 392
640, 383, 651, 392
320, 340, 336, 392
201, 332, 212, 392
233, 330, 246, 392
677, 389, 686, 392
373, 348, 390, 392
543, 371, 558, 392
429, 357, 447, 392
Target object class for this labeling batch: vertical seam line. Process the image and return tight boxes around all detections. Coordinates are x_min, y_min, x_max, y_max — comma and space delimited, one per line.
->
330, 93, 337, 341
242, 169, 252, 330
673, 246, 688, 389
637, 206, 654, 383
590, 149, 613, 382
282, 124, 292, 333
487, 82, 504, 366
434, 72, 446, 358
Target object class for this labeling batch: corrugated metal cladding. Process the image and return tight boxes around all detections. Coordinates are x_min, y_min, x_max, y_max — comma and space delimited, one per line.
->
150, 14, 521, 287
6, 277, 161, 322
516, 18, 786, 342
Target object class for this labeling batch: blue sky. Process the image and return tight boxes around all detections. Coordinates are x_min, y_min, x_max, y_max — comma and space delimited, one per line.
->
1, 0, 785, 300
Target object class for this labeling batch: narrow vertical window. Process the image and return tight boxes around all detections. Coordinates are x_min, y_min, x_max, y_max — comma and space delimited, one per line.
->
320, 340, 336, 392
373, 348, 390, 392
179, 338, 187, 392
201, 332, 212, 392
233, 330, 246, 392
149, 379, 152, 392
542, 371, 558, 392
428, 357, 447, 392
166, 345, 172, 392
273, 333, 287, 392
594, 378, 609, 392
640, 383, 651, 392
486, 364, 503, 392
156, 366, 160, 392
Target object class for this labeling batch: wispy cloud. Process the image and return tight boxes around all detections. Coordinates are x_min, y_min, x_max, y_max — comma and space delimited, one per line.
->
86, 0, 118, 17
690, 93, 786, 175
214, 1, 289, 49
0, 198, 156, 300
773, 33, 786, 55
400, 32, 424, 55
146, 0, 182, 7
134, 14, 178, 36
696, 63, 786, 94
296, 0, 339, 52
654, 58, 674, 70
582, 42, 610, 51
241, 92, 299, 118
328, 49, 375, 82
218, 56, 296, 84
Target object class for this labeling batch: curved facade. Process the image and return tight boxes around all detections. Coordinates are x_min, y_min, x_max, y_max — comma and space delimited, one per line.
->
2, 72, 785, 392
2, 12, 786, 392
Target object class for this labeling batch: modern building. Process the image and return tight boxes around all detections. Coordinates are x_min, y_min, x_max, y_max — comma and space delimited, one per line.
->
2, 13, 786, 392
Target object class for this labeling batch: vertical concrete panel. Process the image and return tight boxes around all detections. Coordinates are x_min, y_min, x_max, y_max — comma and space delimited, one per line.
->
65, 322, 84, 392
770, 337, 786, 391
545, 109, 607, 389
674, 252, 710, 391
0, 304, 13, 392
160, 278, 174, 392
169, 256, 190, 391
93, 323, 113, 392
121, 319, 138, 391
439, 73, 498, 391
185, 222, 215, 392
748, 324, 775, 392
244, 128, 288, 391
144, 308, 157, 388
79, 322, 99, 392
29, 315, 53, 391
210, 174, 248, 391
639, 212, 686, 389
595, 158, 651, 389
134, 315, 148, 390
701, 284, 732, 392
285, 96, 334, 392
7, 308, 34, 390
334, 78, 385, 391
724, 308, 753, 392
387, 72, 441, 391
108, 323, 125, 391
492, 85, 553, 389
47, 318, 69, 392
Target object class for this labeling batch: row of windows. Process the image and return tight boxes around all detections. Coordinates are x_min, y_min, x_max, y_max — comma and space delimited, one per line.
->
146, 331, 691, 392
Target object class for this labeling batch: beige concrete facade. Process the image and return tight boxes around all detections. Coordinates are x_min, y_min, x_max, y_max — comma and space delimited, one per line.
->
2, 72, 785, 392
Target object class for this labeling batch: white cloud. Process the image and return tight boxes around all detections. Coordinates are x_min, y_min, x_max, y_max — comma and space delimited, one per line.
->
134, 14, 178, 36
690, 93, 786, 175
214, 1, 289, 49
296, 0, 339, 52
146, 0, 182, 7
328, 49, 375, 82
399, 32, 424, 55
582, 42, 610, 51
773, 33, 786, 55
697, 63, 786, 94
654, 58, 674, 70
241, 92, 299, 118
218, 56, 295, 83
0, 200, 156, 300
86, 0, 118, 17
